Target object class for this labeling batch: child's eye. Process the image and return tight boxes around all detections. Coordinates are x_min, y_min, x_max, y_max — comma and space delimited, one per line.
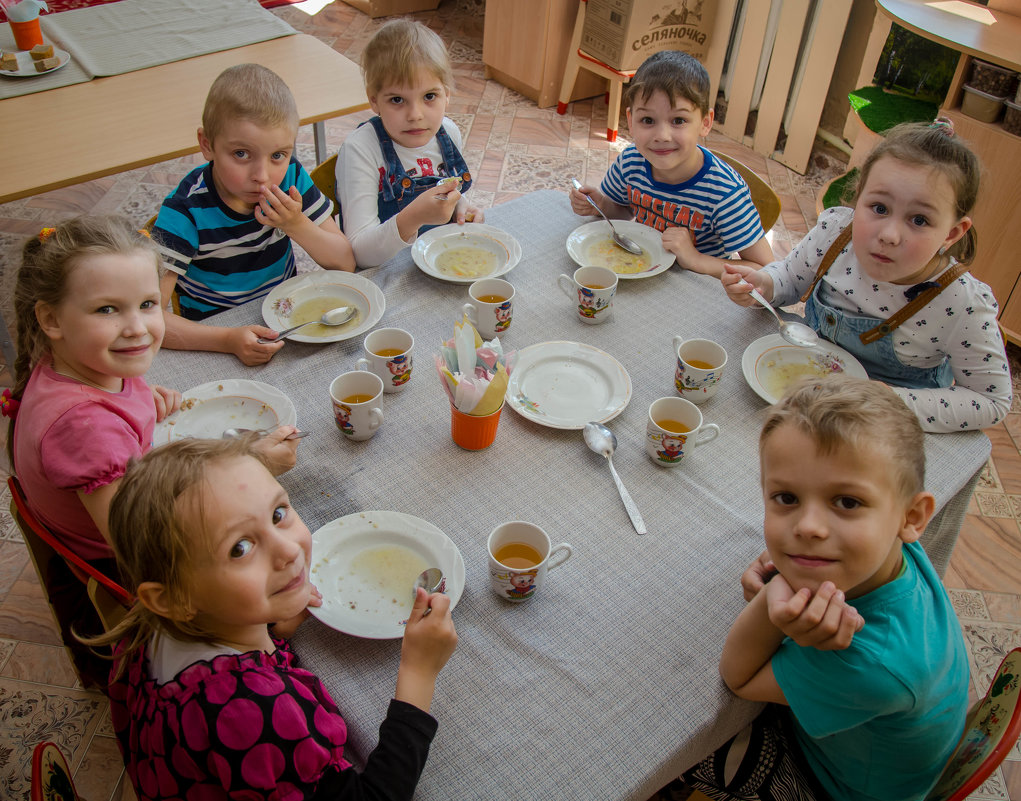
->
388, 96, 404, 106
424, 92, 437, 102
639, 116, 654, 125
870, 203, 888, 215
271, 152, 288, 162
772, 492, 798, 506
229, 539, 253, 558
272, 505, 288, 525
910, 214, 929, 227
95, 305, 115, 314
140, 299, 158, 310
672, 117, 687, 126
834, 496, 861, 510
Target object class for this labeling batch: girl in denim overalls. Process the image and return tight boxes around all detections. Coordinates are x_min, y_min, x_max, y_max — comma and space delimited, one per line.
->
721, 119, 1011, 434
336, 19, 483, 268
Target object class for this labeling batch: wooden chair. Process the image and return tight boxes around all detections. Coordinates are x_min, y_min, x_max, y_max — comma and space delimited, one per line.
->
310, 153, 339, 219
556, 0, 636, 143
8, 475, 132, 686
712, 150, 781, 233
31, 741, 82, 801
927, 647, 1021, 801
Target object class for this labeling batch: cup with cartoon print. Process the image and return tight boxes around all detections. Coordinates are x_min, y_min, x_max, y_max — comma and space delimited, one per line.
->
462, 278, 514, 340
673, 336, 728, 403
356, 328, 414, 393
646, 396, 720, 467
487, 521, 572, 603
557, 266, 617, 325
329, 371, 384, 441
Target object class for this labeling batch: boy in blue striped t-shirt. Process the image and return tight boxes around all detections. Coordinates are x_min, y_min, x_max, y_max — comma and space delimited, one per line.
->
570, 51, 773, 278
153, 64, 355, 365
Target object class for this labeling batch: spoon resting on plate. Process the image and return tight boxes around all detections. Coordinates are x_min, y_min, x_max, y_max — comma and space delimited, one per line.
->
583, 422, 647, 535
745, 286, 819, 348
222, 427, 310, 441
570, 177, 644, 256
257, 305, 356, 344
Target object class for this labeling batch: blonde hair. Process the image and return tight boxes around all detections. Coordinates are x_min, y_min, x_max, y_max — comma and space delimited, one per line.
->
760, 375, 925, 500
85, 435, 270, 676
201, 63, 299, 144
361, 18, 453, 97
853, 117, 981, 265
9, 216, 160, 465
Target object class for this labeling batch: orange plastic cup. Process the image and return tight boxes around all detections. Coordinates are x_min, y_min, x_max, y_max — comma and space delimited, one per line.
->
450, 402, 503, 450
10, 19, 43, 51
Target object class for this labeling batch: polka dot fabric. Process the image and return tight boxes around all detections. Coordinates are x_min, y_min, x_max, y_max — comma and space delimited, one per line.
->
109, 638, 351, 800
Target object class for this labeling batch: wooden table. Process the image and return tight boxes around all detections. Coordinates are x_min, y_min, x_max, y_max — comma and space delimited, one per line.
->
0, 33, 368, 205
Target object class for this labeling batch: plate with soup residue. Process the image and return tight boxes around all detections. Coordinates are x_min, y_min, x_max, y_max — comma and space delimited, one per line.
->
411, 223, 522, 283
153, 379, 297, 443
261, 271, 385, 343
309, 511, 466, 639
741, 334, 869, 405
566, 220, 675, 279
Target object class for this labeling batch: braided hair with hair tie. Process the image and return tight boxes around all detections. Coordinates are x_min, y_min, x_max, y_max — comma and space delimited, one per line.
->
930, 116, 955, 137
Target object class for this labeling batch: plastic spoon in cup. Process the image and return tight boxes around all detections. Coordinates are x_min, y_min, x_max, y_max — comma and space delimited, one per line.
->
571, 177, 643, 256
412, 567, 445, 616
745, 286, 819, 348
257, 305, 356, 344
583, 422, 647, 535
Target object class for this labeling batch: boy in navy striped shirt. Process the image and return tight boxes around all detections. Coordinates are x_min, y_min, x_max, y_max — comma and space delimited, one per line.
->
153, 64, 355, 365
570, 51, 773, 278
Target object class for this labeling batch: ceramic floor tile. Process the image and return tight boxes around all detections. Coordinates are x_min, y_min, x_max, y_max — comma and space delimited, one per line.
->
74, 735, 126, 801
948, 515, 1021, 594
985, 593, 1021, 624
950, 587, 991, 620
0, 637, 15, 671
2, 641, 80, 688
989, 425, 1021, 494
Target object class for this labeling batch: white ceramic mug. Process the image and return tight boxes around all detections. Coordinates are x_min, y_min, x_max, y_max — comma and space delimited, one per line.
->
557, 265, 617, 324
673, 336, 728, 403
487, 521, 572, 602
462, 278, 515, 340
356, 328, 414, 394
646, 396, 720, 467
329, 371, 384, 441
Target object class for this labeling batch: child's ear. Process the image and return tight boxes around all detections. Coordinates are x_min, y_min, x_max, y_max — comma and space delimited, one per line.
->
35, 300, 62, 341
942, 215, 972, 253
368, 94, 380, 115
197, 127, 214, 161
700, 108, 714, 137
137, 581, 195, 621
899, 491, 935, 544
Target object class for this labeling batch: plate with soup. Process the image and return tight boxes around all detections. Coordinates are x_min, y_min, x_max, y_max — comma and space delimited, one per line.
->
262, 271, 385, 344
566, 220, 675, 279
741, 334, 868, 405
411, 223, 522, 283
153, 379, 297, 444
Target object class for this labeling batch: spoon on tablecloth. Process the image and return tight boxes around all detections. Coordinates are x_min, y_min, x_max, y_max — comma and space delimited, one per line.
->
584, 422, 647, 535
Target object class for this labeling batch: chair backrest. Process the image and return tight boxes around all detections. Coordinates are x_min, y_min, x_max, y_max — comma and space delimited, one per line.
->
31, 741, 81, 801
927, 647, 1021, 801
8, 475, 133, 606
88, 576, 129, 632
711, 150, 782, 233
310, 154, 339, 219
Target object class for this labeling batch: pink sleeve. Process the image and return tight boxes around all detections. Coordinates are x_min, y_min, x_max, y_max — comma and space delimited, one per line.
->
40, 404, 146, 494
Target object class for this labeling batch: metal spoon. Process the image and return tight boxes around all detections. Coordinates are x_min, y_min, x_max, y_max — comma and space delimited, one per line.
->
583, 422, 647, 535
222, 427, 310, 440
746, 287, 820, 348
571, 177, 644, 256
412, 567, 445, 616
257, 305, 356, 344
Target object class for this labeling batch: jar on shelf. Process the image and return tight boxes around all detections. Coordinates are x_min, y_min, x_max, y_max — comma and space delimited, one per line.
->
961, 84, 1007, 123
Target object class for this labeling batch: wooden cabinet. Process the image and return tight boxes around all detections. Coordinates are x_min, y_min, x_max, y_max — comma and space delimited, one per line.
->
876, 0, 1021, 346
482, 0, 606, 108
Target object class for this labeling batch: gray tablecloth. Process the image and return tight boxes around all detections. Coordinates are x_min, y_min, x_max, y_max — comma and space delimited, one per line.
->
145, 189, 990, 801
0, 0, 293, 99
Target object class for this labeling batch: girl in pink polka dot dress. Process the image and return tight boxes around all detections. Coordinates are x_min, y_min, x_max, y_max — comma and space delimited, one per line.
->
94, 436, 458, 800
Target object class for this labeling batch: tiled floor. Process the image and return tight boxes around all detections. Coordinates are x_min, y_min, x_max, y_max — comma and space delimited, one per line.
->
0, 1, 1019, 798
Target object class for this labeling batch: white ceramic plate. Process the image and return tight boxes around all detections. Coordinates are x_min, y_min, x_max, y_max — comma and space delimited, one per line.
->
153, 379, 297, 443
506, 341, 632, 430
411, 223, 522, 283
741, 334, 869, 405
0, 47, 70, 78
309, 511, 466, 639
566, 220, 675, 279
261, 271, 385, 344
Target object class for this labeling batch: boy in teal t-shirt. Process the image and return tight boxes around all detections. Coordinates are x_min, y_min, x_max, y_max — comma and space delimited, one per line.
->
684, 376, 968, 801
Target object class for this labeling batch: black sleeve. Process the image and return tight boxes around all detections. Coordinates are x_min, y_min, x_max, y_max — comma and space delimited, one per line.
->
311, 699, 439, 801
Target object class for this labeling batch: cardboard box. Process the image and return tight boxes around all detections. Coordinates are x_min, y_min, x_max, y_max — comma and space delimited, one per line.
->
339, 0, 440, 18
580, 0, 717, 73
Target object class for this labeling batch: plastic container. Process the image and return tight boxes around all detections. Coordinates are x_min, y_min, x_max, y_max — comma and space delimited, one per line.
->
969, 59, 1019, 98
450, 402, 503, 450
1004, 99, 1021, 138
961, 84, 1007, 123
